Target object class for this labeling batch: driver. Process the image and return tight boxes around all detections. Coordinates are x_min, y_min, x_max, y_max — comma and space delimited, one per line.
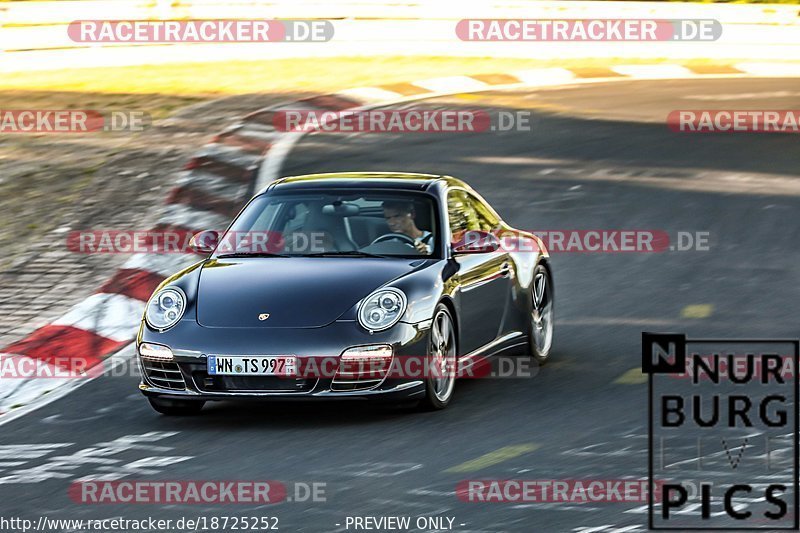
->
382, 200, 433, 253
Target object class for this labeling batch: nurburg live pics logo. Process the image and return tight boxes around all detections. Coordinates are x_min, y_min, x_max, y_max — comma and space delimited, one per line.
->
643, 332, 799, 530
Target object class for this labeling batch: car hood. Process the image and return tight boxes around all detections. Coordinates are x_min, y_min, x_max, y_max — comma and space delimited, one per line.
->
196, 257, 425, 328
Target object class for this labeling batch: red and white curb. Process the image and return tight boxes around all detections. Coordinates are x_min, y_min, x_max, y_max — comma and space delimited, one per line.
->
1, 61, 799, 420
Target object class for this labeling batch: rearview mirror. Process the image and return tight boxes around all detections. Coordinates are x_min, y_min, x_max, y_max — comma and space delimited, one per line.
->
189, 230, 219, 254
452, 230, 501, 254
322, 202, 360, 216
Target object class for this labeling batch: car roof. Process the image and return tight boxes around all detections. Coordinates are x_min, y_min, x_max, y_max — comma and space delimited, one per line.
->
266, 172, 469, 192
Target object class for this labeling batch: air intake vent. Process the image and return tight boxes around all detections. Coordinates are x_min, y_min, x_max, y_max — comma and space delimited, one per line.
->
142, 359, 186, 391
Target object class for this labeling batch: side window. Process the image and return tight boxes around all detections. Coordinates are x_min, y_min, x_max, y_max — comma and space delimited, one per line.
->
467, 193, 500, 232
447, 190, 479, 243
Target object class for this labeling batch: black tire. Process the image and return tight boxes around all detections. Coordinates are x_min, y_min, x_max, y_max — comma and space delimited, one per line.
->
527, 264, 554, 364
420, 303, 458, 411
148, 397, 205, 416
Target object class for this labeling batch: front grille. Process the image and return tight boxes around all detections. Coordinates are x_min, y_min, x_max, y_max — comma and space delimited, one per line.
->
141, 359, 187, 391
192, 372, 316, 393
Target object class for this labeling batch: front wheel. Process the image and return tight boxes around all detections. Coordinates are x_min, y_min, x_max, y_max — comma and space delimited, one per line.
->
420, 304, 457, 410
148, 397, 205, 416
528, 264, 554, 364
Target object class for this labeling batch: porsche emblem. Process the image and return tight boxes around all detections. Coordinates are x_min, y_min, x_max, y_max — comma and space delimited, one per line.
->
258, 313, 270, 321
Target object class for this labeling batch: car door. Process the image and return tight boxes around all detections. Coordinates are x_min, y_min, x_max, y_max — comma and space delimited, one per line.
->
447, 189, 510, 354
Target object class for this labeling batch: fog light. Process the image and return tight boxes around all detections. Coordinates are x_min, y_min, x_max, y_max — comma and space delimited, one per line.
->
139, 342, 174, 361
337, 345, 393, 379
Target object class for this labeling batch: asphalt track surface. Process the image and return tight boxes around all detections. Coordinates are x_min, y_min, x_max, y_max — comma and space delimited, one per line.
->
2, 78, 800, 533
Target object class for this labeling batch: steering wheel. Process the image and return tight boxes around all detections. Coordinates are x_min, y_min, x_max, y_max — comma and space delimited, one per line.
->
370, 233, 417, 247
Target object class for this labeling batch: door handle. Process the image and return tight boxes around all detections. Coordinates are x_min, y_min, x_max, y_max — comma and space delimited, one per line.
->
500, 261, 511, 277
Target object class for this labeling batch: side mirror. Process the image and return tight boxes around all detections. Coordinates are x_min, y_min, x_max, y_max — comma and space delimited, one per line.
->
452, 230, 501, 254
189, 230, 219, 254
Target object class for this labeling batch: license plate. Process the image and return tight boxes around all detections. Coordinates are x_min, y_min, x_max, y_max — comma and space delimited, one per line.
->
207, 355, 296, 376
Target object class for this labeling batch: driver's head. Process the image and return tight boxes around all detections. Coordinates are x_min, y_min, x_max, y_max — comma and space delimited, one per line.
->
382, 200, 417, 235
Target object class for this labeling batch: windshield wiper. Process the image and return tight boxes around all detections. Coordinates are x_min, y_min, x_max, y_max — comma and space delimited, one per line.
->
216, 252, 290, 258
302, 250, 390, 258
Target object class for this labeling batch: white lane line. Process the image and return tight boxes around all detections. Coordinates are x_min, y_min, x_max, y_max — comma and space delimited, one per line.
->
611, 64, 695, 79
51, 293, 145, 342
336, 86, 405, 104
683, 90, 800, 100
0, 444, 72, 458
469, 155, 572, 165
735, 62, 800, 77
413, 75, 489, 93
511, 68, 577, 86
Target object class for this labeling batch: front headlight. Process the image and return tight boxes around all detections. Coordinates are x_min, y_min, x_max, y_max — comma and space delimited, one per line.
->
358, 288, 407, 332
145, 287, 186, 331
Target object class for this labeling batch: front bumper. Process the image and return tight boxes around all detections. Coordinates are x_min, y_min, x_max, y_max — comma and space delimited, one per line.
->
139, 379, 426, 402
137, 319, 430, 402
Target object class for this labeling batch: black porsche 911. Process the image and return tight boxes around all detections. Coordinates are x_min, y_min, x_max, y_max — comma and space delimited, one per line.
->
137, 172, 553, 414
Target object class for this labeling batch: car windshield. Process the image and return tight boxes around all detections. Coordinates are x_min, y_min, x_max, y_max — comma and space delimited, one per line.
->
215, 189, 440, 258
